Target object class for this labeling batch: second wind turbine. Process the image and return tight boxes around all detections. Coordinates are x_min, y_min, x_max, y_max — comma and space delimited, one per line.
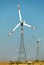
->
9, 4, 36, 62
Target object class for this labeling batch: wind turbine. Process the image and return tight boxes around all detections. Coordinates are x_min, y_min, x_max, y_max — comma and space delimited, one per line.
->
36, 39, 40, 61
32, 35, 40, 61
9, 4, 36, 62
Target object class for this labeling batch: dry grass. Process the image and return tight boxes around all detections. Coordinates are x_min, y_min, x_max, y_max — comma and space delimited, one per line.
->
0, 61, 44, 65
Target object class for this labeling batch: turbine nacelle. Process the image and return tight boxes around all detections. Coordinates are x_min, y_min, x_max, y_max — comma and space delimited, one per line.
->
36, 39, 40, 44
21, 22, 23, 26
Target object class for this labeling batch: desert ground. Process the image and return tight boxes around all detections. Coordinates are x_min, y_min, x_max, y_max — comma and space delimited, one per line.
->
0, 61, 44, 65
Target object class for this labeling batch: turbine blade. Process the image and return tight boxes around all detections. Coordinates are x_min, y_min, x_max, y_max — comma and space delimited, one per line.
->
24, 23, 36, 29
9, 23, 20, 36
12, 23, 20, 31
18, 4, 22, 22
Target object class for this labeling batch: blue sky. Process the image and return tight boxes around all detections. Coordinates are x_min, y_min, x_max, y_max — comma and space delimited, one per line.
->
0, 0, 44, 61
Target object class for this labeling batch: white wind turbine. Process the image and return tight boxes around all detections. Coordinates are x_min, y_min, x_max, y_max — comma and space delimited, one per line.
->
9, 4, 36, 62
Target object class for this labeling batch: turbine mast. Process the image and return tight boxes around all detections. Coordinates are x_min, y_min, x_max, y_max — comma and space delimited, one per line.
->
36, 40, 40, 61
18, 23, 27, 62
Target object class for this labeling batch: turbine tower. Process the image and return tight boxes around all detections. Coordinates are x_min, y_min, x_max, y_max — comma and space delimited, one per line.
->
9, 4, 36, 62
36, 39, 40, 61
32, 36, 40, 61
